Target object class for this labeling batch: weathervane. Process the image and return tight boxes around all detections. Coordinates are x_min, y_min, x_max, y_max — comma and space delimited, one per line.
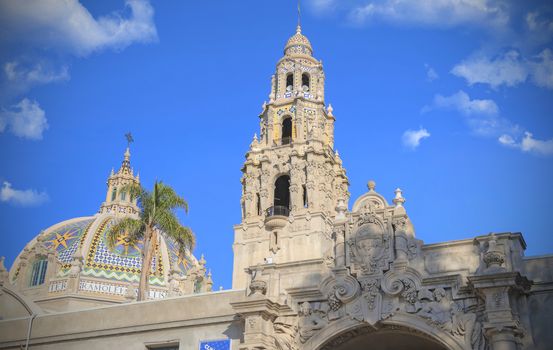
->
125, 132, 134, 147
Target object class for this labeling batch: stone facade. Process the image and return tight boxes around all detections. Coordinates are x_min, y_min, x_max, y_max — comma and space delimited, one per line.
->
1, 25, 553, 350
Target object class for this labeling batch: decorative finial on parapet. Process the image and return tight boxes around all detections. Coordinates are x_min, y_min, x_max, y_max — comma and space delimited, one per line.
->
367, 180, 376, 192
327, 104, 334, 116
110, 168, 114, 176
199, 254, 206, 266
393, 188, 406, 207
253, 133, 258, 142
483, 233, 506, 273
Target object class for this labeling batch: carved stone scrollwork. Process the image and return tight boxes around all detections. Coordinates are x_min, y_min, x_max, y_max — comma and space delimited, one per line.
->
381, 268, 422, 314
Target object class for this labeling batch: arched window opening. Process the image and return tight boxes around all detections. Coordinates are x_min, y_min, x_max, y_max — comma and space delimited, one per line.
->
303, 185, 308, 208
286, 73, 294, 92
256, 193, 261, 216
111, 188, 117, 201
30, 259, 48, 287
241, 201, 246, 219
302, 73, 310, 92
281, 117, 292, 145
120, 191, 126, 201
272, 175, 290, 216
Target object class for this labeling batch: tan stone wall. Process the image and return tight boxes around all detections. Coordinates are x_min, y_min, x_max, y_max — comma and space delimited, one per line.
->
0, 290, 245, 350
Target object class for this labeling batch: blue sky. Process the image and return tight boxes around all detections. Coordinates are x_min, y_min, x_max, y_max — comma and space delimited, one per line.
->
0, 0, 552, 289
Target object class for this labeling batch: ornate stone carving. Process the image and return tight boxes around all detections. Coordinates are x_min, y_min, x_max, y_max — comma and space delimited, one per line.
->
360, 278, 380, 311
348, 221, 392, 276
298, 302, 328, 343
415, 287, 486, 349
273, 316, 298, 350
249, 266, 267, 296
483, 235, 506, 273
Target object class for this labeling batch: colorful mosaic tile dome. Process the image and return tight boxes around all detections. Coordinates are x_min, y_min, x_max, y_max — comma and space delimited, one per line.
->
10, 214, 200, 287
285, 25, 313, 56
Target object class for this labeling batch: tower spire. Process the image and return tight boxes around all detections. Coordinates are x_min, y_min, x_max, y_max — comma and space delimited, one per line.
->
297, 0, 301, 29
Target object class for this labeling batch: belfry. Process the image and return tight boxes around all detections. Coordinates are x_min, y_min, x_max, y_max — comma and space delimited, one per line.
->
233, 24, 349, 288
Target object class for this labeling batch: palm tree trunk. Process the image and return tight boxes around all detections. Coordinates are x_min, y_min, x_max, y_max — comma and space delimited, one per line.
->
138, 227, 153, 301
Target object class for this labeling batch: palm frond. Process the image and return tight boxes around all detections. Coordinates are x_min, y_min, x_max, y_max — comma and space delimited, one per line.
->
154, 181, 189, 213
154, 210, 181, 236
105, 217, 143, 249
173, 226, 195, 258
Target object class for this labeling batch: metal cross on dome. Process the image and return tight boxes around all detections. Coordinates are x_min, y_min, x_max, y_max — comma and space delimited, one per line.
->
125, 132, 134, 147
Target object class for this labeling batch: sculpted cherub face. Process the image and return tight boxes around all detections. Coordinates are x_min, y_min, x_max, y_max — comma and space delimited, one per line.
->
434, 288, 446, 301
300, 302, 312, 315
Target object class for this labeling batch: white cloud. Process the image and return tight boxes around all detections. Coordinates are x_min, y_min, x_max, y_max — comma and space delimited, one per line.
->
349, 0, 508, 28
452, 49, 553, 89
451, 51, 527, 88
402, 127, 431, 149
309, 0, 336, 13
425, 64, 439, 81
526, 11, 553, 39
529, 49, 553, 89
0, 98, 48, 140
423, 90, 498, 116
499, 132, 553, 156
4, 61, 69, 91
0, 181, 49, 206
423, 90, 520, 137
0, 0, 158, 56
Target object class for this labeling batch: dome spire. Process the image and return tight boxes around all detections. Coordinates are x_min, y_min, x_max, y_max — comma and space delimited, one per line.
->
99, 133, 140, 216
120, 132, 134, 175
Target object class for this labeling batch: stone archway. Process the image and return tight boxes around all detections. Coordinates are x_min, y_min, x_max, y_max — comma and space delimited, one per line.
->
302, 316, 466, 350
321, 326, 447, 350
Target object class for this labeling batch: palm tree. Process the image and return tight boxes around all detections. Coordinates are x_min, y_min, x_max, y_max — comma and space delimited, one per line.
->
106, 181, 195, 301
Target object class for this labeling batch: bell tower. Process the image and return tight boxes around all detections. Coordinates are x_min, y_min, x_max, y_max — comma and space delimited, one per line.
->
232, 25, 349, 289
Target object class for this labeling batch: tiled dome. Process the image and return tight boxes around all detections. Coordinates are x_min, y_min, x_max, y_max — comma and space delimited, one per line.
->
10, 214, 199, 287
284, 25, 313, 56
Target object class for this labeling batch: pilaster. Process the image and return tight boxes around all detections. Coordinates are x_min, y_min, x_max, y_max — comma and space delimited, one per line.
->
468, 272, 531, 350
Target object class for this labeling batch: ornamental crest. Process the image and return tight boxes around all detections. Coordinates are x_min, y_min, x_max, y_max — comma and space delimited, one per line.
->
348, 220, 392, 276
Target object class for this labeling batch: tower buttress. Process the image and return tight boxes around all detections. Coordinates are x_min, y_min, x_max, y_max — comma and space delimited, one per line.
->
232, 25, 349, 289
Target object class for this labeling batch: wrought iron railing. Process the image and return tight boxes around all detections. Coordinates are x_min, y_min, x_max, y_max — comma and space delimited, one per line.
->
266, 205, 290, 217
